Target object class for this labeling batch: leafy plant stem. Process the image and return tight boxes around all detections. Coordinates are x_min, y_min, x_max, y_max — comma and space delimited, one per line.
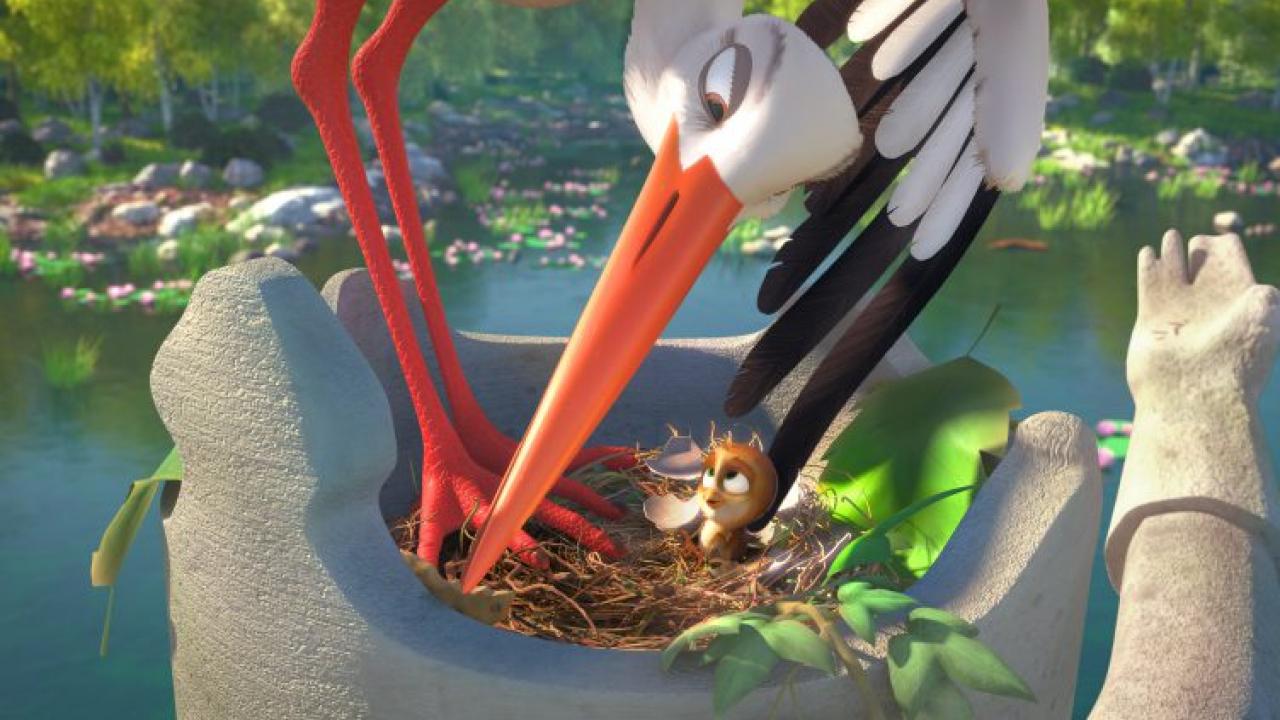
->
775, 600, 888, 720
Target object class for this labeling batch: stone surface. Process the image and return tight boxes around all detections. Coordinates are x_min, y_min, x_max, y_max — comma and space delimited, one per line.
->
43, 149, 83, 180
134, 162, 180, 189
0, 119, 24, 137
158, 203, 215, 238
1214, 210, 1246, 234
178, 160, 214, 188
1093, 231, 1280, 718
1172, 128, 1228, 167
111, 200, 161, 226
229, 186, 341, 232
243, 224, 287, 246
223, 158, 265, 189
156, 239, 181, 263
154, 262, 1100, 720
32, 118, 76, 146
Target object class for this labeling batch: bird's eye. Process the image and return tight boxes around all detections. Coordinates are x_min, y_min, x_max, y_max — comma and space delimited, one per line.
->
699, 43, 752, 126
723, 472, 750, 495
702, 469, 717, 488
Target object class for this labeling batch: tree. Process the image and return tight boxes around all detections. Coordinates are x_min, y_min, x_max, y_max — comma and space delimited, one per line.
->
7, 0, 148, 151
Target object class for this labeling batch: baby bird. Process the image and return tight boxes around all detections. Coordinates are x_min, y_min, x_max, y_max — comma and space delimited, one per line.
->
644, 437, 778, 565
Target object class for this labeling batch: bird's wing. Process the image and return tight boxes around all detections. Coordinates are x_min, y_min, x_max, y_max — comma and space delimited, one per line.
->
728, 0, 1049, 528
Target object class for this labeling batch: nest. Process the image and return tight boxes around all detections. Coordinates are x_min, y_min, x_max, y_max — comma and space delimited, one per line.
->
390, 448, 848, 650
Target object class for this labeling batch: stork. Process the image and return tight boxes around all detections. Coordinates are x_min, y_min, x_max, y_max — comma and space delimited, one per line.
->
462, 0, 1050, 591
291, 0, 636, 570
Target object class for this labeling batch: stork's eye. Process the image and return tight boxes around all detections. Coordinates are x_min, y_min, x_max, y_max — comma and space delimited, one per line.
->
723, 471, 749, 495
699, 43, 753, 126
702, 468, 717, 488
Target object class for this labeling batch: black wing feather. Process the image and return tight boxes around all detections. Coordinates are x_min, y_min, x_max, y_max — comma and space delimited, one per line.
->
749, 186, 1001, 530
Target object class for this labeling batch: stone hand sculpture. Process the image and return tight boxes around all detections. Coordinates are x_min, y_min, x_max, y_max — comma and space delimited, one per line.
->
1093, 231, 1280, 719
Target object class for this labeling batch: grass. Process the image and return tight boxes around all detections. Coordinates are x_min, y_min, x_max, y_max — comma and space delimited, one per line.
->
42, 217, 86, 254
175, 226, 243, 279
0, 165, 43, 194
0, 230, 14, 276
1048, 79, 1280, 143
722, 217, 765, 252
126, 241, 163, 280
1157, 169, 1225, 201
1018, 175, 1119, 231
17, 176, 99, 211
41, 336, 103, 390
454, 156, 499, 206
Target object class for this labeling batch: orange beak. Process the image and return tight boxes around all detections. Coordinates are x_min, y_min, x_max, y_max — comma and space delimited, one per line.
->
461, 121, 743, 591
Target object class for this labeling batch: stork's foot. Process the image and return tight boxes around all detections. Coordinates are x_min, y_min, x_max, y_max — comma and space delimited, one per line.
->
454, 416, 636, 520
415, 453, 626, 574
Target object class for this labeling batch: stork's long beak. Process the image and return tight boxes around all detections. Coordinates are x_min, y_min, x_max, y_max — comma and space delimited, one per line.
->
462, 121, 743, 591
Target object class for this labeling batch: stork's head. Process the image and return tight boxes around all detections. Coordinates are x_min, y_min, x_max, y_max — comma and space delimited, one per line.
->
463, 1, 859, 591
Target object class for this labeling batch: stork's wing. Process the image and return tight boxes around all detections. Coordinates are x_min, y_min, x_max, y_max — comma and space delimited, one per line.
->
729, 0, 1049, 528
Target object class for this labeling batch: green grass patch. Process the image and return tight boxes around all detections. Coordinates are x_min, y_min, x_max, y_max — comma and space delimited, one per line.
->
264, 130, 334, 192
0, 164, 43, 193
1018, 176, 1119, 231
0, 230, 14, 277
1048, 80, 1280, 143
42, 217, 87, 254
17, 176, 98, 212
41, 336, 103, 390
1157, 169, 1225, 201
175, 226, 243, 279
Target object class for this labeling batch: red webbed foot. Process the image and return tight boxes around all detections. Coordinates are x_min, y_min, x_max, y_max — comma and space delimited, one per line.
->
415, 453, 626, 573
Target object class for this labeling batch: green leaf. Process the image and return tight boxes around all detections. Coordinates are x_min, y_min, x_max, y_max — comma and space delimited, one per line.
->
826, 486, 974, 580
860, 589, 918, 616
908, 608, 979, 638
662, 611, 772, 670
838, 600, 876, 644
827, 533, 892, 578
756, 619, 835, 674
713, 625, 780, 716
837, 581, 872, 604
820, 358, 1019, 577
90, 447, 183, 588
889, 631, 975, 720
937, 633, 1036, 702
702, 634, 738, 666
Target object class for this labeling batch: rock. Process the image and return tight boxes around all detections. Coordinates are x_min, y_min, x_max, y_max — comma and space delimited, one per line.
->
111, 200, 162, 226
179, 160, 214, 189
1213, 211, 1245, 234
264, 242, 300, 264
223, 158, 265, 189
1051, 147, 1108, 173
0, 119, 25, 137
1268, 157, 1280, 176
311, 199, 349, 225
1172, 128, 1227, 167
1154, 129, 1179, 147
403, 143, 450, 185
31, 118, 77, 146
229, 187, 342, 232
134, 163, 181, 189
292, 237, 319, 256
1098, 89, 1129, 108
1132, 151, 1158, 170
1113, 145, 1135, 165
113, 116, 156, 139
381, 225, 403, 244
738, 239, 773, 257
1235, 90, 1272, 110
228, 194, 256, 213
159, 203, 215, 238
1090, 111, 1115, 126
227, 249, 265, 265
43, 150, 84, 180
244, 224, 288, 246
156, 239, 181, 263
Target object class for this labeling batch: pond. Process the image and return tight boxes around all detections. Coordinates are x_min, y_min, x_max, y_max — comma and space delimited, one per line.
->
1, 150, 1277, 719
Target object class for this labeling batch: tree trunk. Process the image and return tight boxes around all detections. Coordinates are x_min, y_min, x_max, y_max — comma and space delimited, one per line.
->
156, 48, 174, 134
87, 77, 104, 154
1187, 45, 1201, 87
199, 68, 220, 123
1273, 68, 1280, 112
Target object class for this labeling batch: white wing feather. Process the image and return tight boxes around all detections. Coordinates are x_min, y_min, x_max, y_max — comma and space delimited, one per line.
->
912, 137, 985, 260
888, 77, 975, 227
871, 0, 963, 81
875, 22, 973, 159
847, 0, 912, 42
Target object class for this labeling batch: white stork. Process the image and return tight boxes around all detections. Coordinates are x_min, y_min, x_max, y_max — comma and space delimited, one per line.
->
463, 0, 1050, 590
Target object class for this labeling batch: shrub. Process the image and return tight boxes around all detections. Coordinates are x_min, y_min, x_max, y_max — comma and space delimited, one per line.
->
200, 126, 292, 170
1107, 60, 1153, 92
0, 96, 19, 122
1065, 56, 1107, 85
256, 92, 311, 133
43, 217, 86, 254
0, 130, 44, 165
0, 229, 14, 276
170, 112, 219, 151
17, 177, 95, 211
98, 140, 127, 166
176, 226, 243, 279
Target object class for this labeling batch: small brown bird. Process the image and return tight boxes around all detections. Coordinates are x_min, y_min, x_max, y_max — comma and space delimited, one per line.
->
644, 438, 778, 565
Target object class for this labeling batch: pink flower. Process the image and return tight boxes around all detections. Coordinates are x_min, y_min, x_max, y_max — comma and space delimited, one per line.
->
139, 291, 156, 306
1095, 420, 1117, 437
60, 287, 76, 300
538, 227, 554, 240
1097, 447, 1116, 471
549, 204, 564, 217
153, 280, 166, 290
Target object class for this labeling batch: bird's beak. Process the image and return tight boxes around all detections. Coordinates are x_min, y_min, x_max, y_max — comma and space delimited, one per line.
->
462, 121, 742, 591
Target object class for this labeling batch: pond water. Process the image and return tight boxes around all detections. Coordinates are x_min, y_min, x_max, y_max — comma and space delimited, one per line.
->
1, 152, 1277, 718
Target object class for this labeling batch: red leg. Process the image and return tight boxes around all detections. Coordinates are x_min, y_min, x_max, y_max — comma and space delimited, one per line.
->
351, 0, 630, 509
293, 0, 623, 569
